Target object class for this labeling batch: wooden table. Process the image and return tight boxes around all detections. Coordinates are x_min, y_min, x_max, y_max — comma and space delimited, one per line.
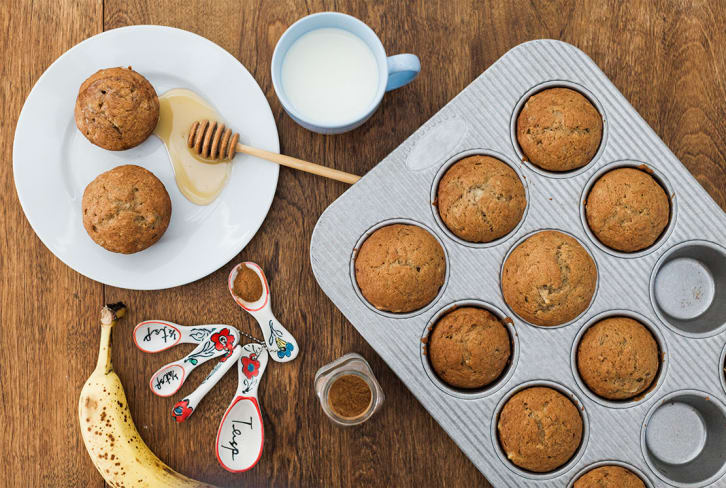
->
2, 1, 725, 486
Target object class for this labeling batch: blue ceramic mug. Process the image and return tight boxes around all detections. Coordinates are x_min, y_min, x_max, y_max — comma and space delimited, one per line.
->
271, 12, 421, 134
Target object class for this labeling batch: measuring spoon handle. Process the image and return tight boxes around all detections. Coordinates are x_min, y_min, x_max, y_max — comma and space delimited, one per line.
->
254, 308, 298, 363
172, 345, 243, 423
134, 321, 237, 353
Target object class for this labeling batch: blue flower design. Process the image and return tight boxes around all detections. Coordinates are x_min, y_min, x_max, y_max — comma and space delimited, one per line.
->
277, 342, 294, 359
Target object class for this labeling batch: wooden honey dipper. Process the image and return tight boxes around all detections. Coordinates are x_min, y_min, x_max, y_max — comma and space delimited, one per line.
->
188, 120, 361, 184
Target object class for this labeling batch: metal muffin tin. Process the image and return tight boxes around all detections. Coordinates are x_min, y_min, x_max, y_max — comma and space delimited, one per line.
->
310, 40, 726, 487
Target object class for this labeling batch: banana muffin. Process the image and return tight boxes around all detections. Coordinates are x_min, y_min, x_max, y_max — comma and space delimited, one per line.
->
498, 386, 583, 472
436, 155, 526, 243
574, 465, 646, 488
586, 167, 670, 252
355, 224, 446, 313
428, 307, 511, 389
577, 317, 659, 400
516, 87, 603, 172
75, 67, 159, 150
502, 231, 597, 326
82, 165, 172, 254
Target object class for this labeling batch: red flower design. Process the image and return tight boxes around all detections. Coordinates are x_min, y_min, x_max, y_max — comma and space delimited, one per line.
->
172, 399, 193, 423
241, 355, 260, 379
211, 328, 235, 352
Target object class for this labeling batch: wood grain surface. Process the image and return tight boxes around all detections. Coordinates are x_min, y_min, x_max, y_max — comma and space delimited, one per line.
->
2, 1, 725, 487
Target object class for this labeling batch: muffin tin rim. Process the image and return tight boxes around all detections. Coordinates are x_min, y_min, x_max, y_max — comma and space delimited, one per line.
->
499, 227, 600, 329
419, 299, 520, 399
489, 379, 591, 481
569, 309, 669, 409
639, 389, 726, 488
428, 148, 530, 249
578, 160, 678, 259
509, 79, 609, 179
565, 460, 655, 488
720, 343, 726, 396
648, 239, 726, 339
349, 217, 451, 319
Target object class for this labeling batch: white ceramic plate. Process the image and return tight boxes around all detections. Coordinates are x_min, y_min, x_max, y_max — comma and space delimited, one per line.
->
13, 25, 279, 290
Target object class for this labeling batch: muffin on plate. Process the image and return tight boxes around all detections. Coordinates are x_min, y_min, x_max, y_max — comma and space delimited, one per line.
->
354, 224, 445, 313
436, 155, 526, 243
574, 465, 646, 488
497, 386, 583, 472
75, 67, 159, 150
585, 167, 670, 252
428, 307, 511, 389
82, 164, 172, 254
516, 87, 603, 172
501, 230, 597, 326
577, 317, 659, 400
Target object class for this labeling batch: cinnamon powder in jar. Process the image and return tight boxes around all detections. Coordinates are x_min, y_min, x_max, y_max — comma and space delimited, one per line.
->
327, 374, 372, 419
233, 265, 263, 302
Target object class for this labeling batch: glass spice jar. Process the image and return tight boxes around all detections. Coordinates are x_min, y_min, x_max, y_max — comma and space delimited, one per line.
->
314, 353, 384, 426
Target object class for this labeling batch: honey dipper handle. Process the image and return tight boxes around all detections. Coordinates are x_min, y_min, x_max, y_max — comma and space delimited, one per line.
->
235, 143, 361, 185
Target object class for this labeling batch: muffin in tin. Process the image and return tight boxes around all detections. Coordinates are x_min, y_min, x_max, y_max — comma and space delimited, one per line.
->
516, 87, 603, 172
501, 230, 597, 326
498, 386, 583, 472
75, 67, 159, 150
354, 224, 446, 313
436, 155, 526, 243
577, 317, 659, 400
428, 307, 511, 389
574, 465, 646, 488
82, 164, 172, 254
585, 167, 670, 252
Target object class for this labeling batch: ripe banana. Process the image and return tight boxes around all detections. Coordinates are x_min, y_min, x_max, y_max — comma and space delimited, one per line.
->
79, 303, 215, 487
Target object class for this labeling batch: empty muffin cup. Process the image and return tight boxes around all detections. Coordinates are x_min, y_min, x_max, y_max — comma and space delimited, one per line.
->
650, 240, 726, 338
641, 390, 726, 487
420, 300, 519, 399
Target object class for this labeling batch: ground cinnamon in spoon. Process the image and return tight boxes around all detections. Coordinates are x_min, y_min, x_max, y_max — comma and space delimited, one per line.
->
327, 374, 372, 419
233, 265, 262, 302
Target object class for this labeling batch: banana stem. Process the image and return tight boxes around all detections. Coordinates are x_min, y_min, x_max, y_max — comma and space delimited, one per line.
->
96, 303, 127, 374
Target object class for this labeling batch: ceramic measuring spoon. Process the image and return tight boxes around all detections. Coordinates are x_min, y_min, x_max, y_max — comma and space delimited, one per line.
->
171, 345, 244, 423
149, 326, 240, 397
228, 262, 299, 362
134, 320, 236, 353
215, 343, 269, 472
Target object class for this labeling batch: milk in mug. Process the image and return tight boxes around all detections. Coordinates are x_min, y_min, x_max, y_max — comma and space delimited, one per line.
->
281, 28, 379, 126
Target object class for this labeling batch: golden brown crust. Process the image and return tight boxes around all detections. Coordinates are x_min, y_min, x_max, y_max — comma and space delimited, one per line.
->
354, 224, 446, 313
428, 307, 511, 389
436, 155, 526, 243
502, 231, 597, 326
574, 465, 646, 488
516, 87, 603, 172
497, 386, 583, 472
75, 67, 159, 150
82, 165, 172, 254
577, 317, 659, 400
586, 167, 670, 252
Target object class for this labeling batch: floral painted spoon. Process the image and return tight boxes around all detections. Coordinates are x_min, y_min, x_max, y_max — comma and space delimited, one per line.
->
228, 262, 299, 362
148, 326, 239, 397
133, 320, 234, 353
171, 344, 244, 423
216, 343, 269, 472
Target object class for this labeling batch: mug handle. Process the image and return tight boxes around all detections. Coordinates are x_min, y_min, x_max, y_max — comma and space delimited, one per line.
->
386, 54, 421, 92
